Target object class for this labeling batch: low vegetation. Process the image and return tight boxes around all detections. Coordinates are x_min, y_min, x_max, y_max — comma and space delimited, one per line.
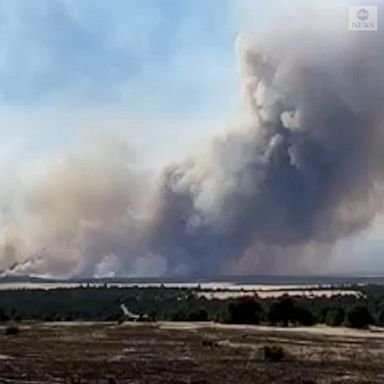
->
0, 284, 382, 329
263, 344, 286, 362
0, 323, 381, 384
5, 325, 19, 336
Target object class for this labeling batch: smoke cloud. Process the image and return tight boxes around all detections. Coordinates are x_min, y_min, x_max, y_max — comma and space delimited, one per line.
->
1, 5, 384, 277
0, 139, 158, 277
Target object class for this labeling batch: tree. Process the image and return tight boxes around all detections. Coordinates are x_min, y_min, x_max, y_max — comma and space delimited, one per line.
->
268, 297, 295, 326
268, 297, 315, 326
227, 298, 263, 324
347, 305, 373, 329
293, 306, 315, 326
188, 308, 208, 321
0, 309, 9, 322
325, 308, 345, 326
376, 304, 384, 326
170, 309, 187, 321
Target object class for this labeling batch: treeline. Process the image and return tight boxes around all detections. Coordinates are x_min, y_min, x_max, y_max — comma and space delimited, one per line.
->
0, 284, 382, 329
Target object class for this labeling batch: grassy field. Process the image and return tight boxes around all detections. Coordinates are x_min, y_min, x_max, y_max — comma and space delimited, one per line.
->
0, 323, 382, 384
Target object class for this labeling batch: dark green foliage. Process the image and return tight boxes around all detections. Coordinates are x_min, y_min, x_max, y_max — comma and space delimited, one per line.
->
5, 326, 19, 336
263, 344, 285, 362
293, 306, 315, 326
325, 308, 345, 326
376, 304, 384, 326
347, 305, 374, 329
169, 308, 208, 321
0, 284, 381, 327
0, 309, 9, 322
188, 308, 208, 321
227, 298, 263, 324
268, 297, 295, 326
268, 297, 314, 326
170, 309, 187, 321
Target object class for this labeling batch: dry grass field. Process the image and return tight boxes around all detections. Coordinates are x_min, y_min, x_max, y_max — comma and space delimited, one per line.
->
0, 323, 382, 384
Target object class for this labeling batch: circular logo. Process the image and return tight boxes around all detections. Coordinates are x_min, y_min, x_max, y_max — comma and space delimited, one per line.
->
357, 8, 369, 21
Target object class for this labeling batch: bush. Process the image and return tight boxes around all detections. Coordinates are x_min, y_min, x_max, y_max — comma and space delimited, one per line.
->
170, 309, 187, 321
268, 298, 315, 326
5, 326, 19, 336
268, 297, 295, 326
347, 305, 374, 329
227, 298, 263, 324
188, 309, 208, 322
325, 308, 345, 326
201, 338, 218, 348
0, 309, 9, 322
293, 306, 315, 326
263, 344, 286, 362
376, 306, 384, 326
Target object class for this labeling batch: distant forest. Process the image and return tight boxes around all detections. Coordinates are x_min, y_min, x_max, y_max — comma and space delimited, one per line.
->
0, 284, 383, 329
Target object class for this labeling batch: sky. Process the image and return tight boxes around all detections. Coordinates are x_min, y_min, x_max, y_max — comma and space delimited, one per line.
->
0, 0, 384, 276
0, 0, 241, 168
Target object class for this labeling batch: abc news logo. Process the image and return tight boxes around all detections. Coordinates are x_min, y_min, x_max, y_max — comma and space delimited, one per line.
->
349, 6, 378, 31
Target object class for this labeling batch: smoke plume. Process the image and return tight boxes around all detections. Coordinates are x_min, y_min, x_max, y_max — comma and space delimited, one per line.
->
1, 5, 384, 277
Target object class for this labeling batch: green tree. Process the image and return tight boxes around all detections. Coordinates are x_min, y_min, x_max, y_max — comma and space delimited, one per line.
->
268, 297, 295, 326
347, 305, 373, 329
293, 306, 315, 326
188, 308, 208, 321
325, 308, 344, 326
227, 298, 263, 324
0, 309, 9, 322
170, 309, 187, 321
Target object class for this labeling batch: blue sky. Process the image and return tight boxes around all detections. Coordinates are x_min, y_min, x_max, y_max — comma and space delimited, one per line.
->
0, 0, 240, 111
0, 0, 243, 165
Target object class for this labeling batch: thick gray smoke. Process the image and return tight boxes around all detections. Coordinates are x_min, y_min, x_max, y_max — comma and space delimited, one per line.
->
1, 5, 384, 277
146, 12, 384, 276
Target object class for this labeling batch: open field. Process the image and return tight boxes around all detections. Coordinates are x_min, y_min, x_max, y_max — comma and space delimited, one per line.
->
0, 322, 382, 384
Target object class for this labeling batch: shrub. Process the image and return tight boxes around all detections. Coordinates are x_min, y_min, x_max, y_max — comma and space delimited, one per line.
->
227, 298, 263, 324
188, 309, 208, 322
293, 306, 315, 326
325, 308, 345, 326
268, 297, 295, 326
0, 309, 9, 322
201, 338, 218, 348
5, 326, 19, 336
376, 306, 384, 326
347, 305, 374, 329
170, 309, 187, 321
268, 298, 315, 326
263, 344, 286, 362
